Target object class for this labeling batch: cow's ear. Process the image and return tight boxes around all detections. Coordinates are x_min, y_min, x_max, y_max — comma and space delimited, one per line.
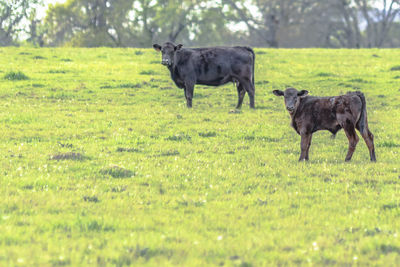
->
297, 90, 308, 97
153, 44, 162, 52
272, 90, 284, 96
175, 44, 183, 51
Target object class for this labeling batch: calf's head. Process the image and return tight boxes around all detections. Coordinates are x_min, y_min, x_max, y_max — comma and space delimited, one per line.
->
153, 42, 183, 66
273, 88, 308, 114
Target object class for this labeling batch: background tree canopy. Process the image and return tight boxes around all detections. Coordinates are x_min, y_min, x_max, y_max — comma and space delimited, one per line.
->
1, 0, 399, 47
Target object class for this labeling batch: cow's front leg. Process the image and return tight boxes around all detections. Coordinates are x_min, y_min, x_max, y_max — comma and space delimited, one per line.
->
299, 134, 312, 161
305, 134, 312, 160
184, 81, 194, 108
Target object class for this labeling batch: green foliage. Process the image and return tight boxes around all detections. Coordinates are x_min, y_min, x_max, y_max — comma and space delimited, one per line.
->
390, 65, 400, 71
68, 30, 117, 47
3, 71, 29, 80
49, 152, 86, 161
3, 0, 400, 48
316, 72, 335, 77
44, 0, 134, 47
100, 165, 135, 178
0, 48, 399, 266
41, 0, 235, 47
0, 0, 43, 46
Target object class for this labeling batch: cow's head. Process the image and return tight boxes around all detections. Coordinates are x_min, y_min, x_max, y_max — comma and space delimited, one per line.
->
153, 42, 183, 66
273, 88, 308, 114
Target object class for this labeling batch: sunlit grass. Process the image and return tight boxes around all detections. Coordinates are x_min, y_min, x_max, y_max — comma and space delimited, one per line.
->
0, 47, 399, 266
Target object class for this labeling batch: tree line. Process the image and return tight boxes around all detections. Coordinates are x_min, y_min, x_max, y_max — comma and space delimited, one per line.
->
1, 0, 399, 48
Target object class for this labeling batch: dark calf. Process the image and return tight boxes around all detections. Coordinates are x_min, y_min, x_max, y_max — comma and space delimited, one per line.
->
273, 88, 376, 162
153, 42, 255, 108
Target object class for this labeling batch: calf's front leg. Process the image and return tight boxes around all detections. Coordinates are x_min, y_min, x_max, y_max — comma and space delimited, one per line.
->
299, 134, 312, 161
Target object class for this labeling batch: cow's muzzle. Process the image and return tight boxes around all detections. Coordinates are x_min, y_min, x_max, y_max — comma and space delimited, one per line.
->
286, 107, 295, 112
161, 59, 171, 66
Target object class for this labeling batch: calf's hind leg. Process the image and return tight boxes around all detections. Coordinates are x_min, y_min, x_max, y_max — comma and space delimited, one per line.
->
342, 121, 359, 161
357, 127, 376, 162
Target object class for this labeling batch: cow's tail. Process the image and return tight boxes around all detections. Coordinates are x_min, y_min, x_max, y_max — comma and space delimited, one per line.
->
351, 91, 368, 135
244, 47, 255, 88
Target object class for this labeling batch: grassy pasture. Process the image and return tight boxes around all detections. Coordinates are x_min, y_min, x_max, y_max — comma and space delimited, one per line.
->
0, 47, 399, 266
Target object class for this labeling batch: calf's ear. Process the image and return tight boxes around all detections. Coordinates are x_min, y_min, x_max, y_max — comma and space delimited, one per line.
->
272, 90, 284, 96
175, 44, 183, 51
153, 44, 162, 52
297, 90, 308, 97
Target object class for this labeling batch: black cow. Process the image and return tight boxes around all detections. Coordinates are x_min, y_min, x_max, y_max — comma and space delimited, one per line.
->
273, 88, 376, 162
153, 42, 255, 108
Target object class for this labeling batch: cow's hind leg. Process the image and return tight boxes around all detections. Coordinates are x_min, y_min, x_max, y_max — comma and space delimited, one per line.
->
236, 82, 246, 109
341, 120, 359, 161
356, 125, 376, 162
240, 78, 255, 108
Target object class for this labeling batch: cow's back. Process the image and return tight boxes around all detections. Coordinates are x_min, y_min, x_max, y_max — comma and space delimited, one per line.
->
174, 47, 253, 86
189, 47, 253, 67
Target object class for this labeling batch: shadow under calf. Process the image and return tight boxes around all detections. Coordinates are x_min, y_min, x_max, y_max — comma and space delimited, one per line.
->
273, 88, 376, 162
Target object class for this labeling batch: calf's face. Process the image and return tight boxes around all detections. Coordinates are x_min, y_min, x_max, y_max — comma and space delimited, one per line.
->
273, 88, 308, 113
153, 42, 183, 66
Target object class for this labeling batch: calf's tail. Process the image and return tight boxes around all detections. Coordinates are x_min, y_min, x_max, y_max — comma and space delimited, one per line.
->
355, 91, 367, 135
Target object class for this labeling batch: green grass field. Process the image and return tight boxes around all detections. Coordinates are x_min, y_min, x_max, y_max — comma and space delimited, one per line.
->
0, 47, 399, 266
